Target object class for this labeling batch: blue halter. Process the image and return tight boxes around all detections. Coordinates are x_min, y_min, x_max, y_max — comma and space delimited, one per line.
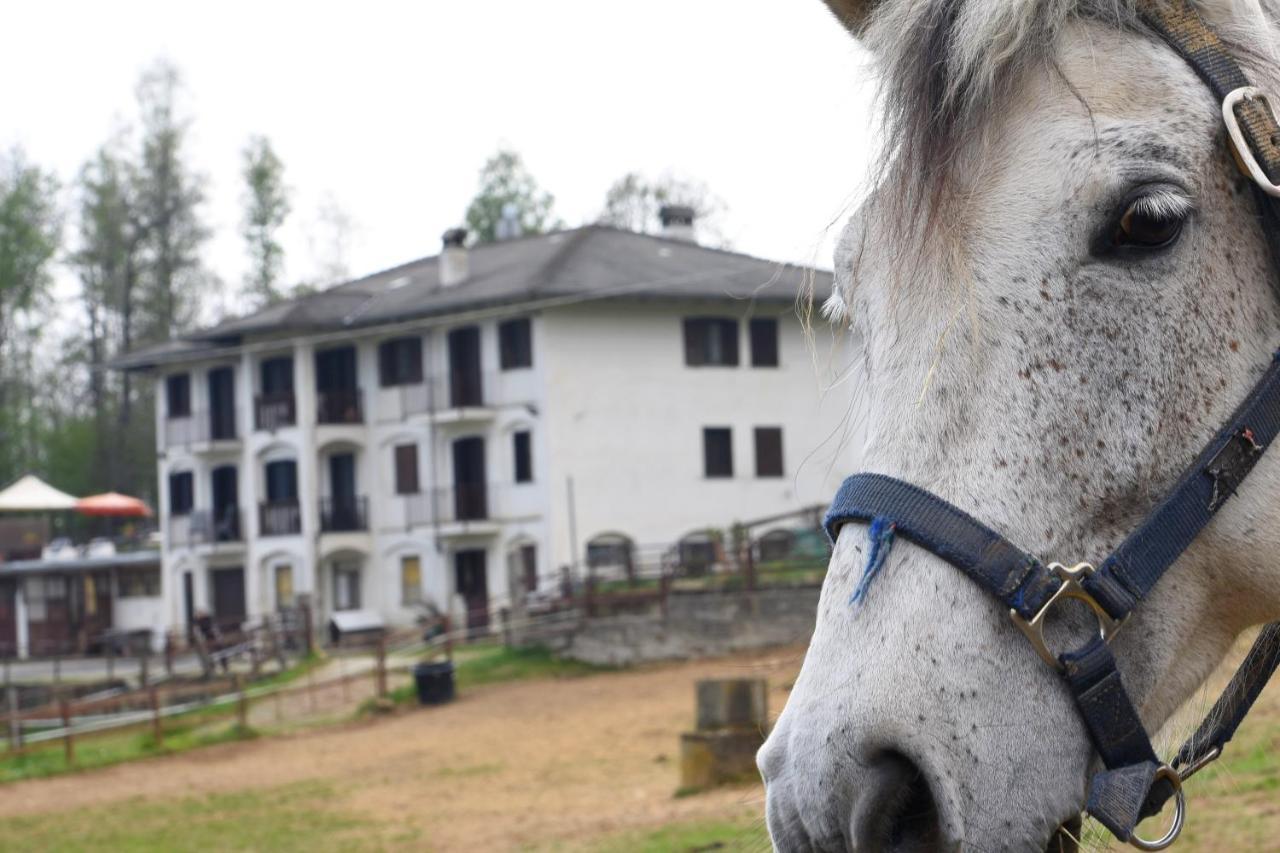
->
823, 1, 1280, 847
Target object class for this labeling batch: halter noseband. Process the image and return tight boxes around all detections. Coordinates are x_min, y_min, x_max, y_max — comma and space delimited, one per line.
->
824, 1, 1280, 847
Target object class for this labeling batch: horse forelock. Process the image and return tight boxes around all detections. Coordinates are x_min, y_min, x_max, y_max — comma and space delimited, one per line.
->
865, 0, 1140, 205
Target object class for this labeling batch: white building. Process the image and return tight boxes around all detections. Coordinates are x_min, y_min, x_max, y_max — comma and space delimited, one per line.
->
115, 219, 851, 637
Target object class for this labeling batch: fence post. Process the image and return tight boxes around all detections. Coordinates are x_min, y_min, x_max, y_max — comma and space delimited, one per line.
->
60, 697, 74, 766
375, 637, 387, 699
300, 597, 315, 656
5, 684, 20, 753
138, 649, 150, 688
234, 674, 248, 729
307, 662, 317, 712
149, 686, 163, 748
443, 615, 454, 662
105, 638, 115, 682
164, 632, 175, 676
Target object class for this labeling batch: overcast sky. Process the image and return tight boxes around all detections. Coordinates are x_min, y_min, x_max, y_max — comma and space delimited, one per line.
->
2, 1, 877, 322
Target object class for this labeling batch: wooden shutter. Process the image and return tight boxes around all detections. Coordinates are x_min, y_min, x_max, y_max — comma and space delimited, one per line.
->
749, 318, 779, 367
703, 428, 733, 477
754, 427, 784, 477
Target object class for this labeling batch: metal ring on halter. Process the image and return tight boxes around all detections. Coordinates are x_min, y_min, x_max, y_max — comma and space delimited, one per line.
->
1223, 86, 1280, 198
1128, 765, 1186, 851
1009, 562, 1122, 672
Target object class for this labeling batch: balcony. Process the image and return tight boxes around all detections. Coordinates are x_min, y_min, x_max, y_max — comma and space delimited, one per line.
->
164, 415, 204, 448
259, 500, 302, 536
319, 496, 368, 533
317, 389, 363, 425
255, 392, 297, 431
169, 508, 243, 547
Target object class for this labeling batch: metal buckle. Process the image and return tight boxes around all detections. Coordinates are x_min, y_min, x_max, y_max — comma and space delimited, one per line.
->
1128, 765, 1186, 851
1176, 744, 1223, 782
1009, 562, 1121, 672
1223, 86, 1280, 198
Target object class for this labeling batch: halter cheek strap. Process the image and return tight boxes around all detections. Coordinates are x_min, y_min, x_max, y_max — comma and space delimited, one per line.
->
824, 0, 1280, 846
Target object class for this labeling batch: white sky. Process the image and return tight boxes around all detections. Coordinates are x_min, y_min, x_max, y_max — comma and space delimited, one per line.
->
2, 0, 877, 324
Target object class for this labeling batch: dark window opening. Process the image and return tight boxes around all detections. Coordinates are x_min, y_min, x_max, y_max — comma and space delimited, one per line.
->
378, 337, 424, 387
447, 326, 484, 407
683, 318, 739, 367
754, 427, 784, 478
749, 317, 779, 367
166, 374, 191, 418
264, 460, 298, 502
260, 357, 294, 394
703, 428, 733, 478
513, 431, 532, 483
394, 444, 420, 495
169, 471, 194, 515
499, 318, 533, 370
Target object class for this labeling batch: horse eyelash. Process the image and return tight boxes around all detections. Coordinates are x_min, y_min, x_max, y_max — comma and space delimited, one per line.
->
1128, 189, 1194, 220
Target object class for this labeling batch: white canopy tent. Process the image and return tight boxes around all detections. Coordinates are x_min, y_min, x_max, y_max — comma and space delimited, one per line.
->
0, 474, 79, 512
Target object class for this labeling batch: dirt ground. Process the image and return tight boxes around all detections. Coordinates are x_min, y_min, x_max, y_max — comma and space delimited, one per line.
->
0, 647, 804, 850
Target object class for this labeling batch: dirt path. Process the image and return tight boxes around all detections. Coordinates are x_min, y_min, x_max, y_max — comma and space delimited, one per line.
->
0, 647, 806, 850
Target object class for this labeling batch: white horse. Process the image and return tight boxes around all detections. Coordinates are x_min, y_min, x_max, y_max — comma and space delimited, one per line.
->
760, 0, 1280, 849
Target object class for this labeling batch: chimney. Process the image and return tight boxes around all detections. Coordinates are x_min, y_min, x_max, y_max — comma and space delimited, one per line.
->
658, 204, 696, 243
494, 202, 523, 241
440, 228, 469, 287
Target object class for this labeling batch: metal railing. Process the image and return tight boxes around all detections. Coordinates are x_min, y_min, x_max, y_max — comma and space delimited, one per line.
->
259, 501, 302, 536
316, 389, 363, 425
163, 415, 206, 447
318, 496, 368, 533
254, 392, 296, 430
184, 509, 244, 546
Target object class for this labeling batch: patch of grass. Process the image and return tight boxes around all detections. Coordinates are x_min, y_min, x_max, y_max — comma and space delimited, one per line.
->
584, 813, 769, 853
0, 779, 382, 852
0, 714, 255, 784
454, 644, 605, 690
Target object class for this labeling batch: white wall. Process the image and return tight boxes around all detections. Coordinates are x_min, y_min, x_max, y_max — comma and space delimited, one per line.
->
540, 299, 855, 571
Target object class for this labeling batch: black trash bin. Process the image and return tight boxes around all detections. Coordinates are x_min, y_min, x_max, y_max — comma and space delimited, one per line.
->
413, 661, 456, 705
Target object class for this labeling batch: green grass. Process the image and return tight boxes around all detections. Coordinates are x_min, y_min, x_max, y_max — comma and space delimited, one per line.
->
381, 644, 609, 709
0, 780, 382, 852
577, 814, 769, 852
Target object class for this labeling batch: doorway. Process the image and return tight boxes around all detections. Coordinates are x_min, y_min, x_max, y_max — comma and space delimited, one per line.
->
208, 366, 237, 440
211, 465, 241, 541
454, 549, 489, 634
210, 567, 246, 633
447, 327, 483, 407
451, 437, 487, 521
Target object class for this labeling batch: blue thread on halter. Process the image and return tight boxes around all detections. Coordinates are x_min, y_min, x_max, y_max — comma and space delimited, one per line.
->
850, 516, 896, 606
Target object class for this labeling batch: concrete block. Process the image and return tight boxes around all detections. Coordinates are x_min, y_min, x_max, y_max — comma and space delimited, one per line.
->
680, 728, 766, 791
695, 678, 768, 731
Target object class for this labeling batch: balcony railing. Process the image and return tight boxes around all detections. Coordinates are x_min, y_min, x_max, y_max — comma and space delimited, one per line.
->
317, 389, 363, 425
259, 500, 302, 536
164, 415, 204, 447
405, 483, 493, 526
319, 496, 368, 532
255, 392, 296, 431
169, 508, 243, 547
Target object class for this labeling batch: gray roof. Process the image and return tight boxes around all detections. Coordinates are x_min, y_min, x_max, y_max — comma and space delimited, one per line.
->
113, 225, 833, 370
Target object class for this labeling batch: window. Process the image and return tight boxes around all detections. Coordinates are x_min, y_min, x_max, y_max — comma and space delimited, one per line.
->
394, 444, 420, 495
499, 318, 533, 369
513, 431, 532, 483
166, 373, 191, 418
169, 471, 194, 515
401, 555, 423, 605
378, 337, 423, 386
754, 427, 784, 477
519, 544, 537, 593
683, 318, 739, 366
703, 428, 733, 478
119, 567, 161, 598
749, 317, 779, 367
264, 460, 298, 502
274, 564, 294, 609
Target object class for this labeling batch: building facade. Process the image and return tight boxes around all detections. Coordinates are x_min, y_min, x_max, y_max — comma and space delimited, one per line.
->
119, 224, 854, 637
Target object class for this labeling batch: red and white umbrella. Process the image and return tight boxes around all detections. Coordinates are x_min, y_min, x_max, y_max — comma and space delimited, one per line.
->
76, 492, 152, 518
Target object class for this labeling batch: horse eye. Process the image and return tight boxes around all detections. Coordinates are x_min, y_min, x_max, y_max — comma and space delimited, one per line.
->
1112, 201, 1185, 250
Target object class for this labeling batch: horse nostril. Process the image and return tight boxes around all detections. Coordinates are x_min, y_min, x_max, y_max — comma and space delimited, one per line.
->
855, 752, 942, 851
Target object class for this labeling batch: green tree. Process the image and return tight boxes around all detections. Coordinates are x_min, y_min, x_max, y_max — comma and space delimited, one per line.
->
241, 135, 290, 307
464, 148, 558, 243
134, 59, 210, 343
0, 147, 61, 483
598, 171, 728, 246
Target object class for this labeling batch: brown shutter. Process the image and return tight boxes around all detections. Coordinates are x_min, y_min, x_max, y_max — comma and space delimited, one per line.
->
754, 427, 784, 477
